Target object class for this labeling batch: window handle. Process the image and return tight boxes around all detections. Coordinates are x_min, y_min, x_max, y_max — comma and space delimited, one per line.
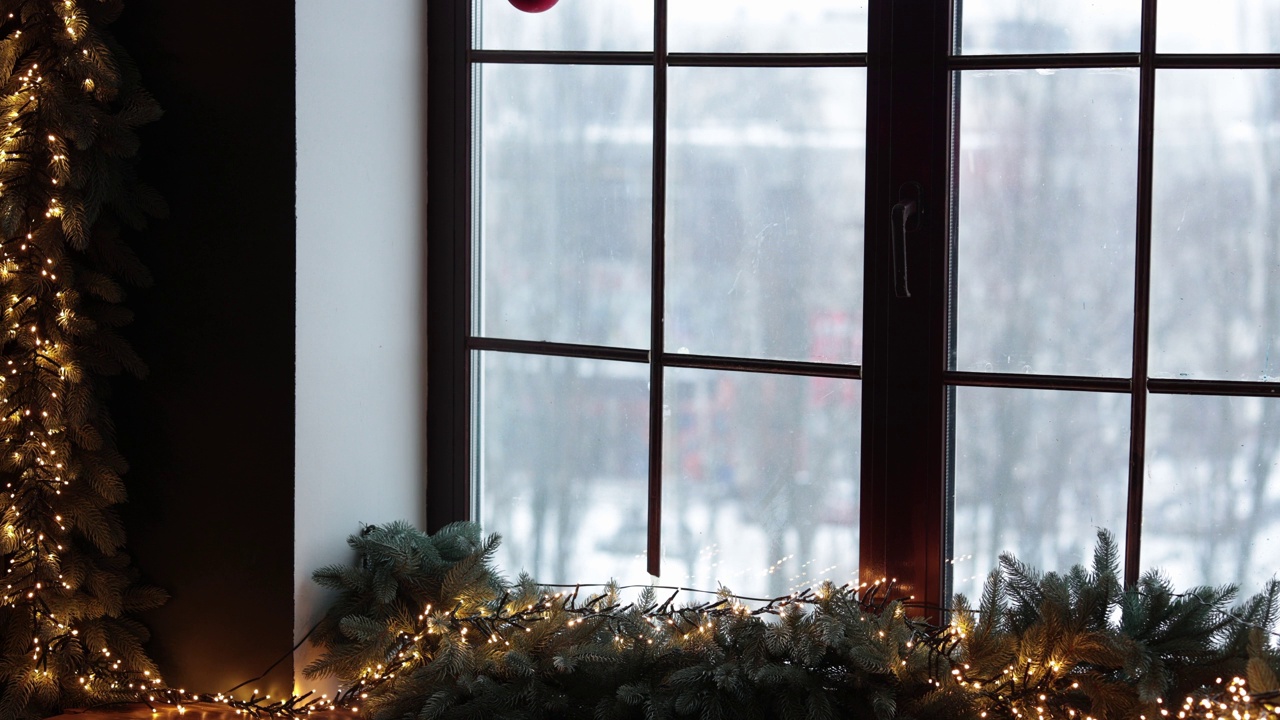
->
891, 182, 923, 298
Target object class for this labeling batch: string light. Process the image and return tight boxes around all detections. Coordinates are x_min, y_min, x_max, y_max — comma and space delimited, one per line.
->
154, 569, 1268, 720
0, 2, 167, 715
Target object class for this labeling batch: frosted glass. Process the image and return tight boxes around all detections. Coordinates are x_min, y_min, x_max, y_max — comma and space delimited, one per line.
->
666, 67, 865, 364
670, 0, 867, 53
1150, 70, 1280, 382
956, 0, 1140, 54
1144, 395, 1280, 592
478, 63, 652, 348
478, 0, 651, 52
950, 387, 1129, 601
661, 368, 860, 598
953, 69, 1137, 377
478, 351, 651, 585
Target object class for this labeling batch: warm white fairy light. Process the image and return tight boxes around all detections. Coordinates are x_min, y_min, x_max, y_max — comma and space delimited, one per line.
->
0, 2, 176, 711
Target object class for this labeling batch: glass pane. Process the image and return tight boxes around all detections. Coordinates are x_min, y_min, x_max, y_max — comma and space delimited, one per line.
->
669, 0, 868, 53
478, 64, 652, 348
1158, 0, 1280, 54
662, 368, 860, 597
953, 69, 1138, 377
950, 387, 1129, 601
666, 68, 866, 364
1144, 395, 1280, 592
956, 0, 1140, 54
1150, 70, 1280, 382
478, 351, 650, 585
478, 0, 651, 52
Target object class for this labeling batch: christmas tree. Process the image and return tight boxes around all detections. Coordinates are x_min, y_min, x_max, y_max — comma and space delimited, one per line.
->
0, 1, 165, 717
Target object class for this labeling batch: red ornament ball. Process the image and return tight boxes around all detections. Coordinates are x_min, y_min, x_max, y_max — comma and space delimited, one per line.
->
509, 0, 559, 12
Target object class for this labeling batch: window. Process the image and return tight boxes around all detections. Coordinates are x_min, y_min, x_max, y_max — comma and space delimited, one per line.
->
427, 0, 1280, 609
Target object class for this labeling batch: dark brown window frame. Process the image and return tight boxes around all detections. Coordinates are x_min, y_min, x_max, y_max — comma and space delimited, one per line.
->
427, 0, 1280, 614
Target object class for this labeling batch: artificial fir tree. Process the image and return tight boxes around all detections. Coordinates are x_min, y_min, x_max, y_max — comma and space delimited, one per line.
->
307, 524, 1280, 720
0, 1, 165, 716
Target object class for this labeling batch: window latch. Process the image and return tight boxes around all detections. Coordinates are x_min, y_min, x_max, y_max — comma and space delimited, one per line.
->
891, 182, 923, 298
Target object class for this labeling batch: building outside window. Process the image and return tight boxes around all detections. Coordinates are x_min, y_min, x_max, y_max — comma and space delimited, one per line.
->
426, 0, 1280, 610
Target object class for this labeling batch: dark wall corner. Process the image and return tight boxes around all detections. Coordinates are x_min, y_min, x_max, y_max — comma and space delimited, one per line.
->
111, 0, 296, 697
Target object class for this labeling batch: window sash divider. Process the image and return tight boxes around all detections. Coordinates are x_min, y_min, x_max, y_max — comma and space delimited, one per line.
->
468, 338, 866, 380
426, 0, 475, 533
1148, 378, 1280, 398
470, 49, 654, 65
667, 52, 867, 68
943, 371, 1131, 394
663, 353, 862, 379
646, 0, 670, 579
468, 51, 871, 69
1154, 53, 1280, 69
948, 52, 1140, 69
1123, 0, 1161, 589
469, 337, 650, 364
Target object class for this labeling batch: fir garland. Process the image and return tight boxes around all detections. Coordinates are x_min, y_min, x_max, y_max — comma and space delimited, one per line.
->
305, 522, 1280, 720
0, 1, 165, 717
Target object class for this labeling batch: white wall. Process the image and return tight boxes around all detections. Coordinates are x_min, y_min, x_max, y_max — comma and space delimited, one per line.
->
295, 0, 426, 693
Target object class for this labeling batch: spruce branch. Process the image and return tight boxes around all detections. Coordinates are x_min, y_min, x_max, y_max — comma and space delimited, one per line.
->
0, 1, 163, 716
291, 524, 1280, 720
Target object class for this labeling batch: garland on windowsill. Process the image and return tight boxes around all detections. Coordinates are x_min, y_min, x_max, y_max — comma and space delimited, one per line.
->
284, 521, 1280, 720
25, 521, 1280, 720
